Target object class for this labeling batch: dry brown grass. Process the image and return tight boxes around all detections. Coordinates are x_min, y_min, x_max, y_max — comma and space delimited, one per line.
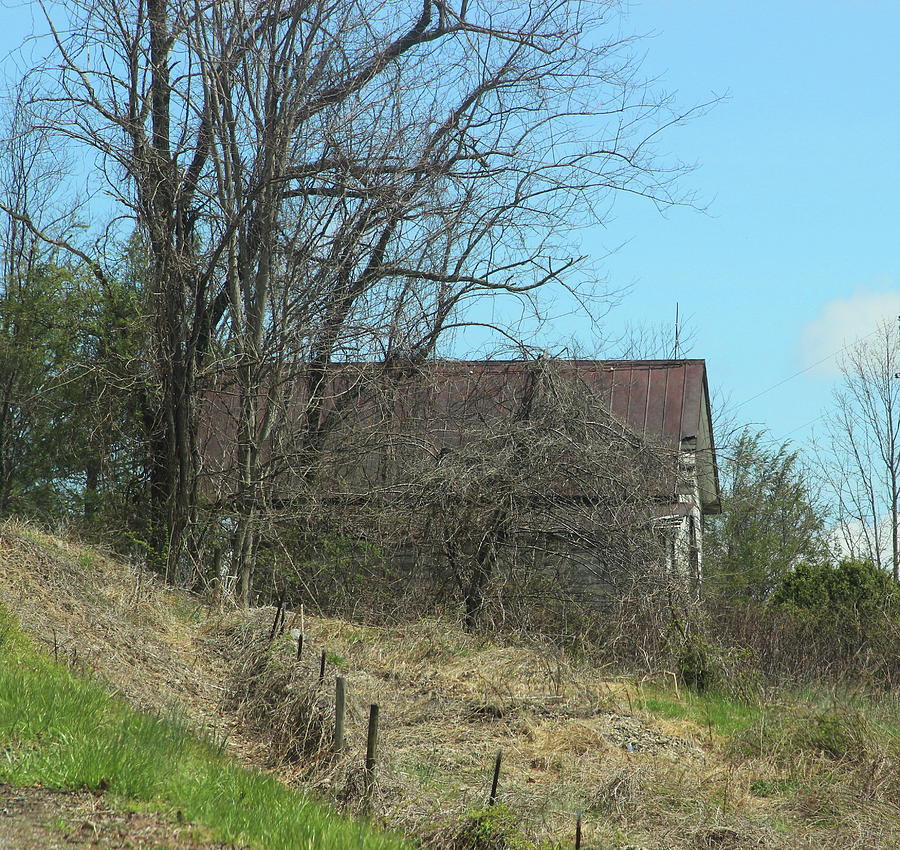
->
240, 613, 898, 850
2, 521, 898, 850
0, 519, 239, 747
218, 617, 335, 770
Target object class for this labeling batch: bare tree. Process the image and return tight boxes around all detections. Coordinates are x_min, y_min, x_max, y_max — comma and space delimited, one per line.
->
5, 0, 703, 590
278, 359, 672, 629
820, 320, 900, 582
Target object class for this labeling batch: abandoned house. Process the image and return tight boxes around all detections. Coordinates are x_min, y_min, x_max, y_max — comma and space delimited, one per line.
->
202, 358, 720, 595
373, 358, 722, 587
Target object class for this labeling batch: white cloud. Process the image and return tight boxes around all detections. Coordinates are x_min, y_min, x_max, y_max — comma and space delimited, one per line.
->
801, 286, 900, 376
831, 514, 894, 572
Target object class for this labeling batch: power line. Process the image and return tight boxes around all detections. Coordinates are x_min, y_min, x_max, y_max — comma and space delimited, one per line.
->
733, 327, 882, 410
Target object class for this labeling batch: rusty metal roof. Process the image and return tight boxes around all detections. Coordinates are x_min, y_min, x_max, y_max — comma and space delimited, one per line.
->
200, 358, 721, 513
427, 359, 711, 450
419, 359, 720, 513
578, 360, 710, 449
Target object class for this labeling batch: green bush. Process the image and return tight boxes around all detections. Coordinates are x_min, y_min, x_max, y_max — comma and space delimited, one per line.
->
675, 634, 718, 694
772, 558, 898, 616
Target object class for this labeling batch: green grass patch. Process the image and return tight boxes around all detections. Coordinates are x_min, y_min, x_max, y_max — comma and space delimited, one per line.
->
637, 687, 761, 738
325, 650, 349, 670
787, 685, 900, 740
730, 705, 891, 765
0, 606, 407, 850
749, 777, 798, 798
76, 552, 97, 572
638, 680, 899, 770
340, 625, 378, 646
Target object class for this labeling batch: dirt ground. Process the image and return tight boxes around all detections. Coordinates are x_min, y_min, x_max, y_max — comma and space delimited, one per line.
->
0, 785, 242, 849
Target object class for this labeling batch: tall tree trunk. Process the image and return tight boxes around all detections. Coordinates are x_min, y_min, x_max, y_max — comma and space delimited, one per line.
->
892, 482, 899, 583
144, 346, 199, 582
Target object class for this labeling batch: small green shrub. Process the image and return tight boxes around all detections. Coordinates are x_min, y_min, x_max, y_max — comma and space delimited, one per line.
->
326, 650, 348, 669
773, 558, 898, 616
806, 712, 860, 760
451, 804, 534, 850
675, 634, 719, 694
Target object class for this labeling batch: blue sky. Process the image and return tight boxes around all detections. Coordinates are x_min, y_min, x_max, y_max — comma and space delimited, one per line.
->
2, 1, 898, 448
583, 0, 900, 445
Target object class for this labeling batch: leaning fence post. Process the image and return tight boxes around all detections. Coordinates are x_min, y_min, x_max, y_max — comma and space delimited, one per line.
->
268, 594, 284, 642
364, 703, 380, 795
318, 649, 327, 682
296, 632, 304, 661
488, 749, 502, 805
334, 676, 346, 753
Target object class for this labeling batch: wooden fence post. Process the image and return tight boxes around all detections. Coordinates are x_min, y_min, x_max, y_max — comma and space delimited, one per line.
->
488, 749, 502, 805
318, 649, 327, 682
575, 810, 582, 849
296, 632, 304, 661
334, 677, 346, 753
364, 703, 380, 794
268, 594, 285, 642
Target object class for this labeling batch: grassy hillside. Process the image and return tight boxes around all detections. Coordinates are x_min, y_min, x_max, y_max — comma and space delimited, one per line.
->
0, 522, 408, 849
0, 605, 408, 849
1, 520, 898, 849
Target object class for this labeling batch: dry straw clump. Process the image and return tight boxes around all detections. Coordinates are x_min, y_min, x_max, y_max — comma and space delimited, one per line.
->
219, 614, 334, 771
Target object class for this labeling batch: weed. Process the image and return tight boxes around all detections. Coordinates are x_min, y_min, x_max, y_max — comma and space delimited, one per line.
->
165, 592, 205, 624
591, 766, 647, 819
326, 650, 349, 669
804, 712, 859, 760
403, 757, 440, 787
47, 816, 70, 833
748, 777, 797, 798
